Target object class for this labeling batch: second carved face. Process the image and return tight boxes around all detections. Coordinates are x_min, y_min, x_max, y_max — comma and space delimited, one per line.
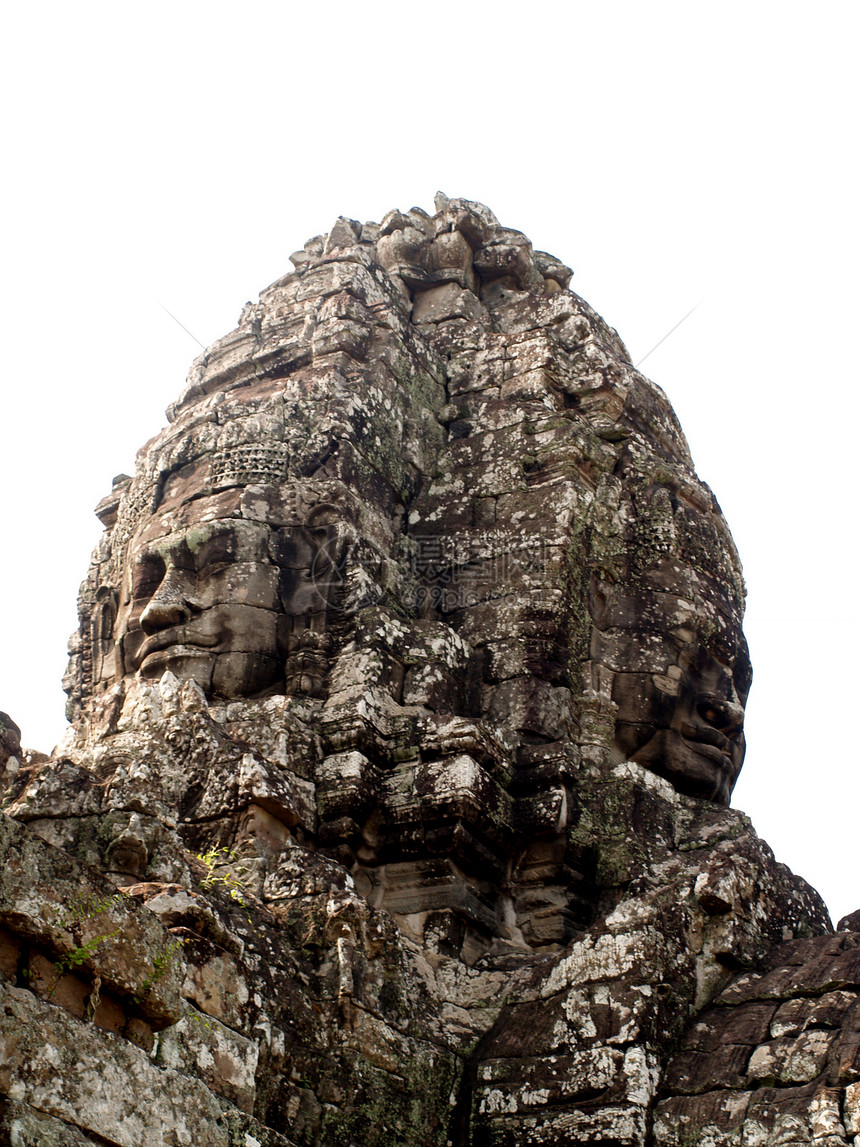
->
592, 557, 751, 805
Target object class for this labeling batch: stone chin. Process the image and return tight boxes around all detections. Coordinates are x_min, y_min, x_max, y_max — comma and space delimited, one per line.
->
629, 727, 744, 805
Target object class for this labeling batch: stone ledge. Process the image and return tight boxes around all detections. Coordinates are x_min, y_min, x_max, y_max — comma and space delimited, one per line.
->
0, 812, 183, 1027
0, 1097, 104, 1145
0, 983, 227, 1146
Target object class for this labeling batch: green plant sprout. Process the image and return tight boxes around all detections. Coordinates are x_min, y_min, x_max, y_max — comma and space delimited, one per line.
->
49, 929, 121, 997
132, 936, 188, 1005
58, 893, 125, 930
196, 846, 254, 922
186, 1006, 214, 1031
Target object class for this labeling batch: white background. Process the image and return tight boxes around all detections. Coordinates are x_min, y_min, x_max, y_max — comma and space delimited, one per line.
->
1, 3, 857, 922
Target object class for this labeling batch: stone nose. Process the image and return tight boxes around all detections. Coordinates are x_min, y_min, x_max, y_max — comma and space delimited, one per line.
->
140, 569, 194, 634
696, 693, 744, 737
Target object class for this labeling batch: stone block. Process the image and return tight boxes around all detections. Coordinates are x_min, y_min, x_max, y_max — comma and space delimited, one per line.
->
770, 989, 857, 1038
7, 759, 103, 822
235, 750, 316, 831
747, 1029, 835, 1085
498, 368, 559, 406
182, 935, 253, 1032
379, 858, 497, 934
832, 1028, 860, 1083
663, 1043, 755, 1094
474, 1103, 647, 1146
543, 927, 663, 995
477, 1047, 626, 1110
379, 756, 513, 867
653, 1089, 752, 1145
486, 677, 574, 741
412, 283, 484, 325
742, 1082, 819, 1130
844, 1079, 860, 1133
316, 750, 381, 822
682, 1001, 779, 1051
0, 813, 182, 1027
0, 983, 228, 1146
24, 950, 89, 1019
0, 1098, 105, 1145
0, 926, 21, 980
156, 1005, 259, 1112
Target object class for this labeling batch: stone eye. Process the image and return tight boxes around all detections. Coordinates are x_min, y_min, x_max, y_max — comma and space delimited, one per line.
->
195, 561, 225, 581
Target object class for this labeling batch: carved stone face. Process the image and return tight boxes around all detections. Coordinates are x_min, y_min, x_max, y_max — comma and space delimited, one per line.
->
115, 515, 279, 696
114, 484, 334, 699
613, 632, 750, 805
592, 559, 751, 805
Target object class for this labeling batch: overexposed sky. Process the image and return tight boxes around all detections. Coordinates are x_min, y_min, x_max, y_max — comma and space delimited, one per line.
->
1, 2, 857, 922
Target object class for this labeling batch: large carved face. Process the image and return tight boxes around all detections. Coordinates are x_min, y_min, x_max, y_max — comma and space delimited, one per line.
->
113, 477, 335, 699
116, 514, 279, 696
592, 556, 751, 804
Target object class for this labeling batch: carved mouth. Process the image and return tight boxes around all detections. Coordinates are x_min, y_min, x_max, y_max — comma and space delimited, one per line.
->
136, 629, 219, 667
138, 643, 217, 676
679, 722, 732, 763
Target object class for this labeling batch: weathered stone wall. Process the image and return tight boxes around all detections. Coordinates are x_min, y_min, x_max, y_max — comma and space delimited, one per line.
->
656, 929, 860, 1145
1, 197, 852, 1145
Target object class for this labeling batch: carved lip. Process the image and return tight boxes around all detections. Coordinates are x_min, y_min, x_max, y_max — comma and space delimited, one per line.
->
138, 643, 217, 675
136, 630, 219, 667
680, 722, 733, 766
681, 721, 731, 752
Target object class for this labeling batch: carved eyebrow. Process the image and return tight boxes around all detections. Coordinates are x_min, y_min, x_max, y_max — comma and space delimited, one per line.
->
190, 543, 238, 571
133, 548, 166, 567
128, 538, 194, 583
129, 524, 269, 577
139, 536, 186, 562
191, 526, 271, 566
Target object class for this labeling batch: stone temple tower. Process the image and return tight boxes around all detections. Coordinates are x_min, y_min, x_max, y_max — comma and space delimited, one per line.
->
1, 196, 857, 1147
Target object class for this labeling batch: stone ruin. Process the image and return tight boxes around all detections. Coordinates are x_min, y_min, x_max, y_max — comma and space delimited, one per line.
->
1, 194, 858, 1146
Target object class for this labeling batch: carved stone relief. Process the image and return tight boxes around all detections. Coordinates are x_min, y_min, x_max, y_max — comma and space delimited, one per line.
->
1, 196, 836, 1147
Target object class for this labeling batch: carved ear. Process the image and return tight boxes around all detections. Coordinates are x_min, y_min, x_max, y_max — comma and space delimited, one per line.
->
302, 501, 342, 531
588, 577, 613, 628
302, 504, 358, 580
92, 585, 119, 686
734, 635, 753, 703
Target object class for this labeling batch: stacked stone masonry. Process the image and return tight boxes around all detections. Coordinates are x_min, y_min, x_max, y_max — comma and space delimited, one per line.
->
0, 196, 852, 1145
